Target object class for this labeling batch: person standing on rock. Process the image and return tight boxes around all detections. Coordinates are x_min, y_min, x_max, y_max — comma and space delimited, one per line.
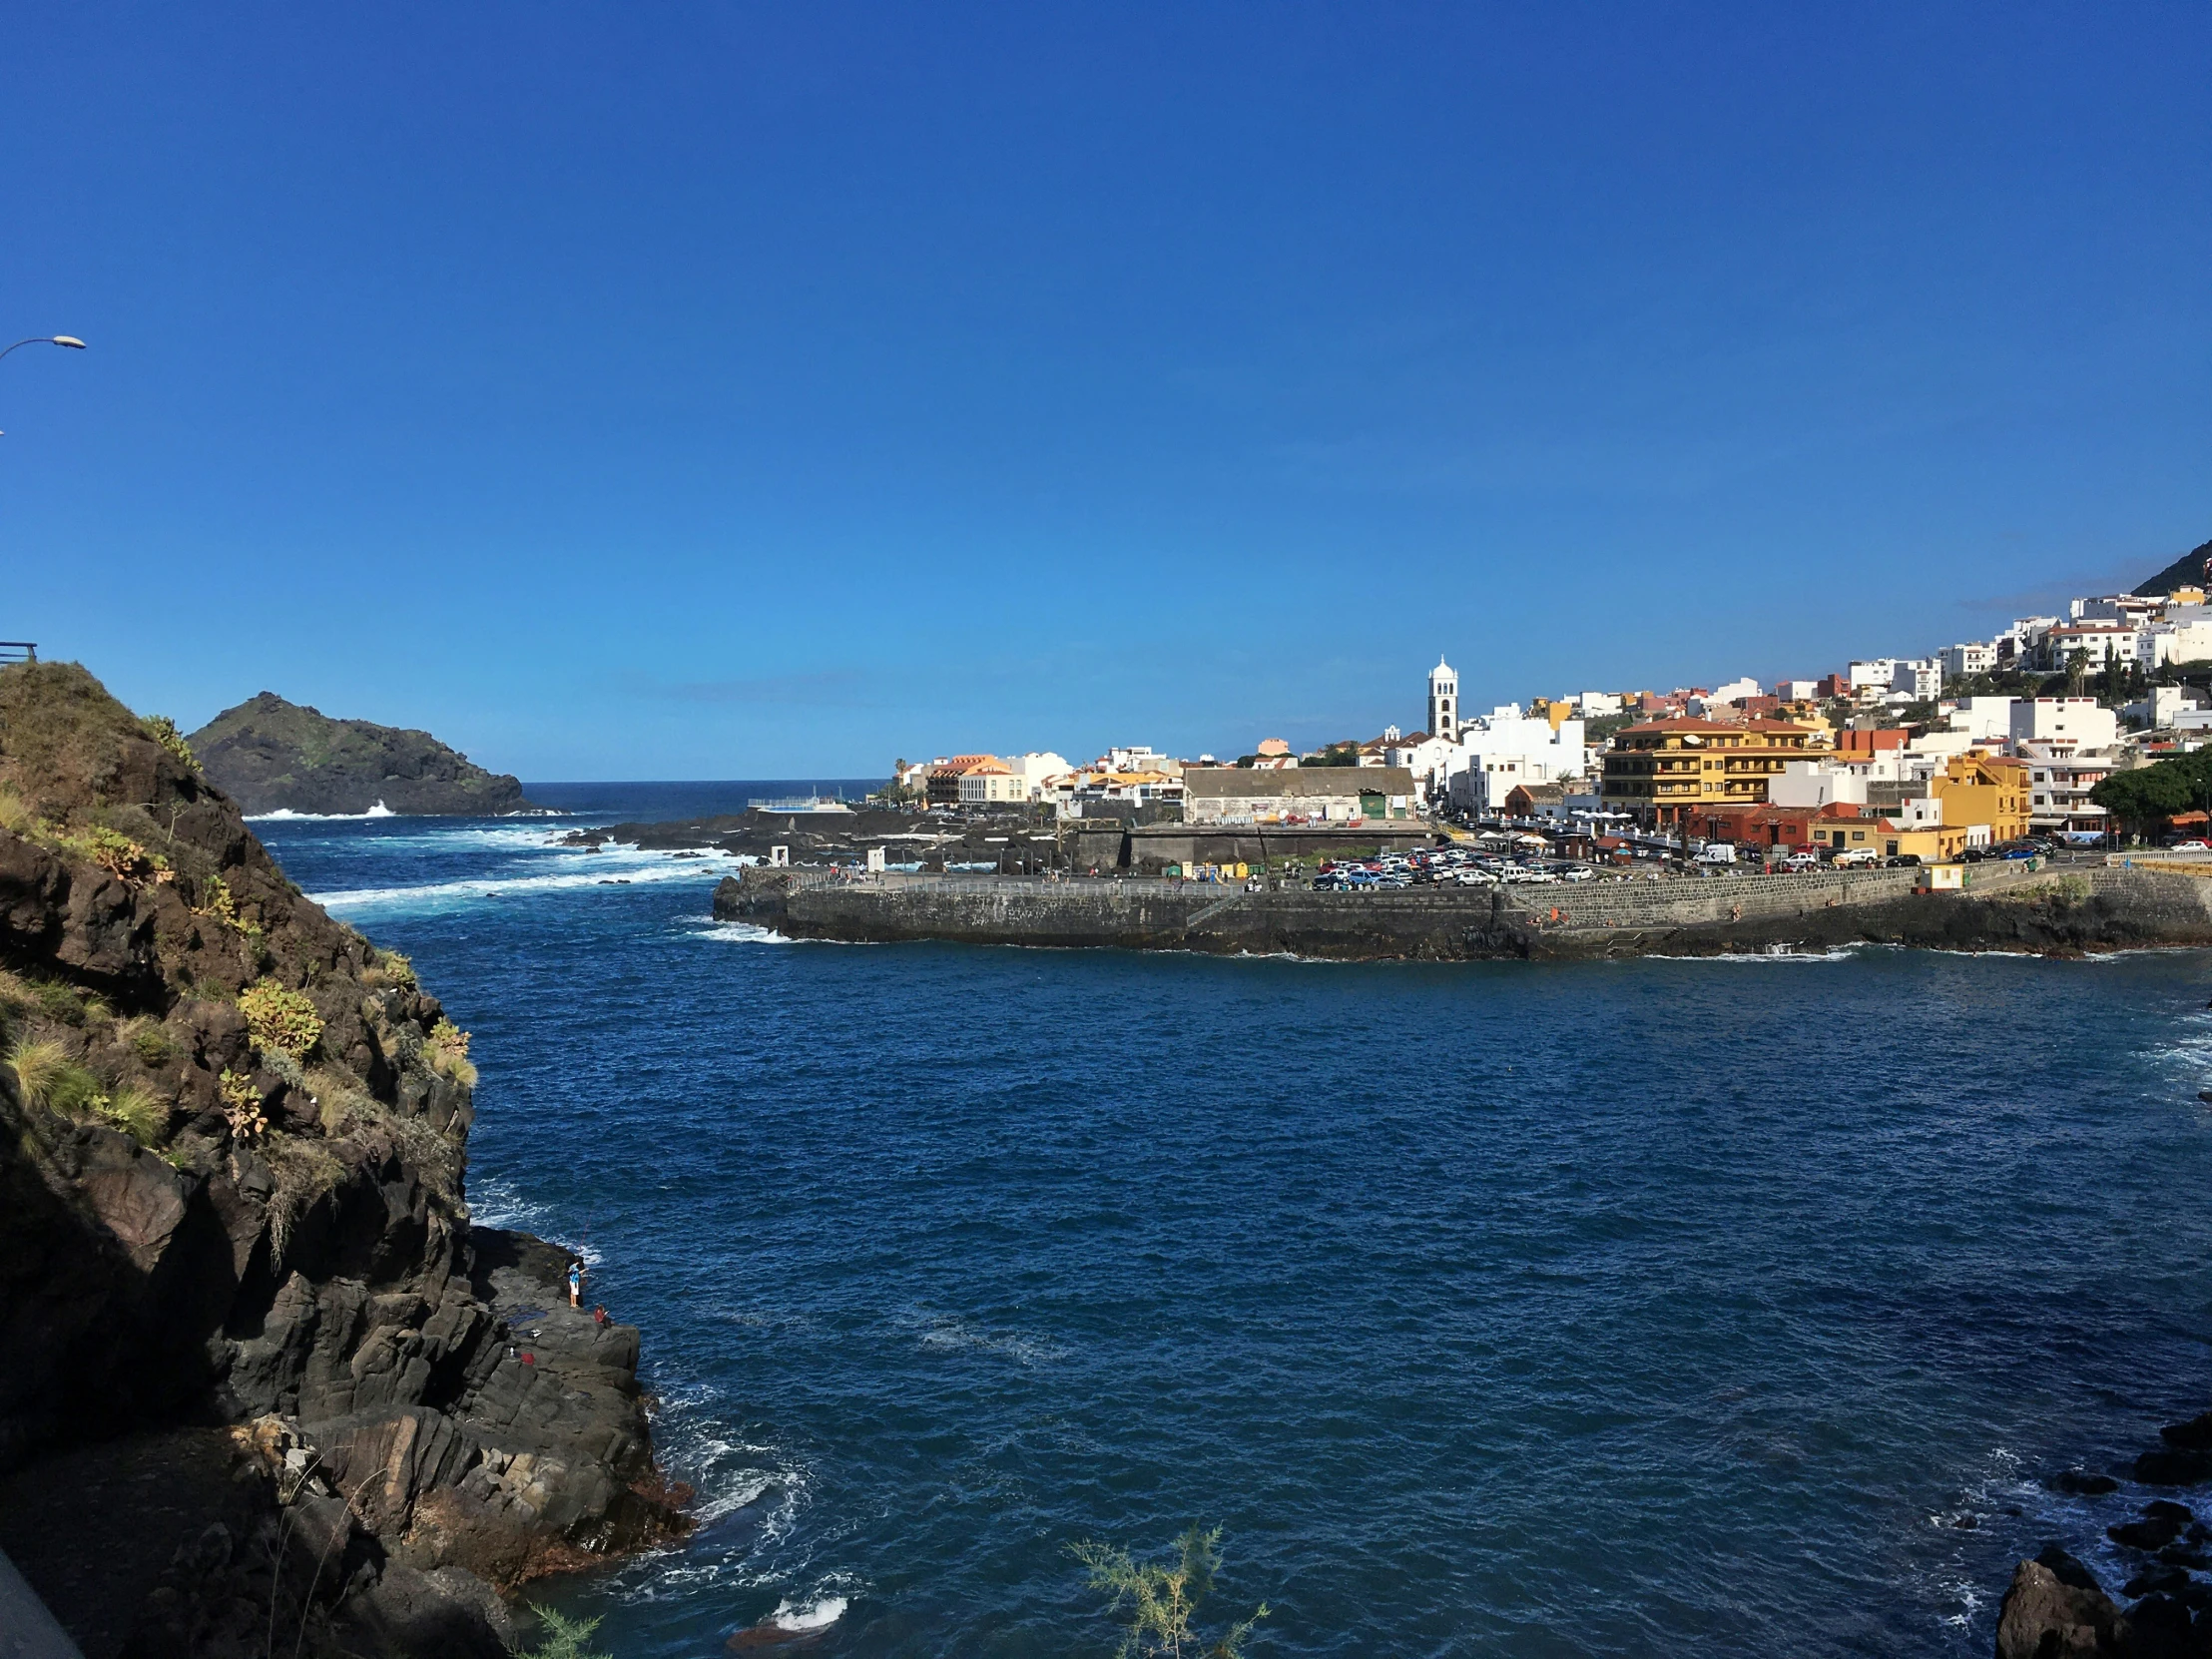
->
568, 1257, 585, 1309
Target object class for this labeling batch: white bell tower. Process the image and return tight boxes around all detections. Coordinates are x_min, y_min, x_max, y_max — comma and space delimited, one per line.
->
1427, 655, 1458, 742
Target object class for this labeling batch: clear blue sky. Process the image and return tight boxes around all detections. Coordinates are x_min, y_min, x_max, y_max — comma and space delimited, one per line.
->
3, 5, 2207, 778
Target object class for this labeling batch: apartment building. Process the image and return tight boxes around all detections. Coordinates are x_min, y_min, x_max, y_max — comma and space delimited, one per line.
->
1599, 719, 1833, 825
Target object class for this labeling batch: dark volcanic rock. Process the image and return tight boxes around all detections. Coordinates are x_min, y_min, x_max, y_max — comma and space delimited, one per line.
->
0, 662, 680, 1656
2163, 1413, 2212, 1452
187, 691, 542, 817
2054, 1469, 2124, 1497
2111, 1514, 2187, 1552
2137, 1447, 2212, 1487
1994, 1557, 2131, 1658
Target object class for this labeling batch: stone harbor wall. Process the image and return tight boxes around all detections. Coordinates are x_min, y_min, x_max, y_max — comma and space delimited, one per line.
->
716, 863, 2212, 961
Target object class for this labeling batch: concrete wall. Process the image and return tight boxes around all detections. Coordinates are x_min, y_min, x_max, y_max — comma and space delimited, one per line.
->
718, 862, 2212, 962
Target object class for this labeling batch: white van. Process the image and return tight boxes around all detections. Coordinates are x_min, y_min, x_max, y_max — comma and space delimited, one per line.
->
1695, 842, 1737, 865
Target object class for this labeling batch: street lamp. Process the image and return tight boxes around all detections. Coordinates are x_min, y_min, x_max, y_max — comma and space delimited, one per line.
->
0, 335, 86, 436
0, 335, 87, 365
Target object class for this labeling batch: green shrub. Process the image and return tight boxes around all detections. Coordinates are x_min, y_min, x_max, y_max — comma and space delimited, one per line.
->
55, 825, 171, 889
5, 1038, 68, 1108
46, 1063, 108, 1119
1070, 1523, 1269, 1659
130, 1024, 177, 1067
100, 1085, 168, 1144
194, 873, 239, 927
425, 1018, 476, 1088
367, 948, 417, 990
31, 981, 89, 1027
139, 715, 198, 772
519, 1608, 612, 1659
239, 979, 323, 1060
219, 1069, 268, 1140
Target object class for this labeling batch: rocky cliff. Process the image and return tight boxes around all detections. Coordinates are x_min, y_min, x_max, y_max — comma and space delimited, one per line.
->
0, 662, 683, 1657
2132, 533, 2212, 600
188, 692, 541, 817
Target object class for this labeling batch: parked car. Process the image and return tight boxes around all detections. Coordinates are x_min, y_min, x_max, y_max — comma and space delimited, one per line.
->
1831, 847, 1881, 867
1778, 853, 1820, 872
2172, 839, 2212, 852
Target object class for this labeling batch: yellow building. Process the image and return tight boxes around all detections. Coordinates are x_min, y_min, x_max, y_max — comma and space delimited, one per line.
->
1601, 719, 1834, 825
1930, 753, 2033, 843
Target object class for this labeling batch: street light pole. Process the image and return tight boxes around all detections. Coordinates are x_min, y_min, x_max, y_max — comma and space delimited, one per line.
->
0, 335, 87, 367
0, 335, 86, 436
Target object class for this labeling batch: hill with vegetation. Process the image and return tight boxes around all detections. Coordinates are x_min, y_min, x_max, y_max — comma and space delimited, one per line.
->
2131, 534, 2212, 598
188, 692, 540, 817
0, 661, 680, 1656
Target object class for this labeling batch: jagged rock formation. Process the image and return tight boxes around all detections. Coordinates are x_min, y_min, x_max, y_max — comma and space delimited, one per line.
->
0, 662, 683, 1656
2132, 534, 2212, 600
187, 692, 541, 817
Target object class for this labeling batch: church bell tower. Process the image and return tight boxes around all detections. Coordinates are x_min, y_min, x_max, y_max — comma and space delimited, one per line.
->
1427, 656, 1458, 742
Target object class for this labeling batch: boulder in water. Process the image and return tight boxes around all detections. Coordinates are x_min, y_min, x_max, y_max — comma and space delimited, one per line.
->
1994, 1557, 2130, 1658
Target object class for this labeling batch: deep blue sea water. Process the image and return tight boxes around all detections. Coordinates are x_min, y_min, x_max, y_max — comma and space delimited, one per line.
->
254, 790, 2212, 1657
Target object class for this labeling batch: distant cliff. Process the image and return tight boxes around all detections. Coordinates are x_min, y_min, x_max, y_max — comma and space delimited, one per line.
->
188, 692, 541, 817
0, 662, 682, 1656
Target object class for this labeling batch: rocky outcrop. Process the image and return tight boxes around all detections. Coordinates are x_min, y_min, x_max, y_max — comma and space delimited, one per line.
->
187, 691, 541, 817
1994, 1549, 2132, 1657
0, 662, 682, 1656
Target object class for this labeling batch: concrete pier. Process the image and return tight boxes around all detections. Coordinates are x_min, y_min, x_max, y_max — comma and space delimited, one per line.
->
716, 863, 2212, 961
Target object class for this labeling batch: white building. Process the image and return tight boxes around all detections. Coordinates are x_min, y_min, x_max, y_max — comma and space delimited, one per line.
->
1951, 696, 2020, 742
1103, 745, 1177, 775
1775, 680, 1820, 702
2135, 616, 2212, 668
1939, 642, 1996, 679
1428, 657, 1460, 743
1006, 751, 1072, 800
1767, 761, 1870, 811
2034, 622, 2139, 671
1386, 734, 1459, 798
1712, 676, 1762, 705
2010, 698, 2118, 748
1848, 659, 1897, 692
956, 759, 1023, 806
2125, 686, 2212, 729
1572, 691, 1624, 718
2016, 741, 2114, 834
1444, 705, 1589, 815
1891, 658, 1941, 700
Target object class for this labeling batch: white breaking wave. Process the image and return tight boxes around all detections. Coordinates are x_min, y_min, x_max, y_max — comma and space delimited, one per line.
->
770, 1593, 848, 1632
309, 862, 725, 915
463, 1174, 602, 1265
691, 919, 793, 945
251, 800, 396, 821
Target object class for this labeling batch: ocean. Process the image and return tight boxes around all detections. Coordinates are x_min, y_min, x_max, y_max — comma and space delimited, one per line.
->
253, 787, 2212, 1657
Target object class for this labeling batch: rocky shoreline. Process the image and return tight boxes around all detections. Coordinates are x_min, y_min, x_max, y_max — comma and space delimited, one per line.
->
1997, 1413, 2212, 1657
0, 662, 683, 1656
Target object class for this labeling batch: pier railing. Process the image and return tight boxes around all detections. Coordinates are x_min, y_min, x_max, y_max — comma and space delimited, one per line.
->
0, 642, 36, 665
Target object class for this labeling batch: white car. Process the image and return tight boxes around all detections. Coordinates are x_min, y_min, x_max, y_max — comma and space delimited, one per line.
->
2174, 839, 2211, 852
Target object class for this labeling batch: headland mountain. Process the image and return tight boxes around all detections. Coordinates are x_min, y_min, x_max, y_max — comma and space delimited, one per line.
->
188, 692, 541, 818
0, 661, 681, 1656
2131, 532, 2212, 599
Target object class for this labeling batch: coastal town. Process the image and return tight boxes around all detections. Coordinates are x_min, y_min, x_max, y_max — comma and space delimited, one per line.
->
873, 567, 2212, 881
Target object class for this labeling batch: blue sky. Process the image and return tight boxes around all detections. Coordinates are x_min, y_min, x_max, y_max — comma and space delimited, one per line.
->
2, 5, 2207, 778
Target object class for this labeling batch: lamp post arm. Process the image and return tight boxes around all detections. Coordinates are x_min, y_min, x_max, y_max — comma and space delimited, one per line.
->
0, 336, 86, 366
